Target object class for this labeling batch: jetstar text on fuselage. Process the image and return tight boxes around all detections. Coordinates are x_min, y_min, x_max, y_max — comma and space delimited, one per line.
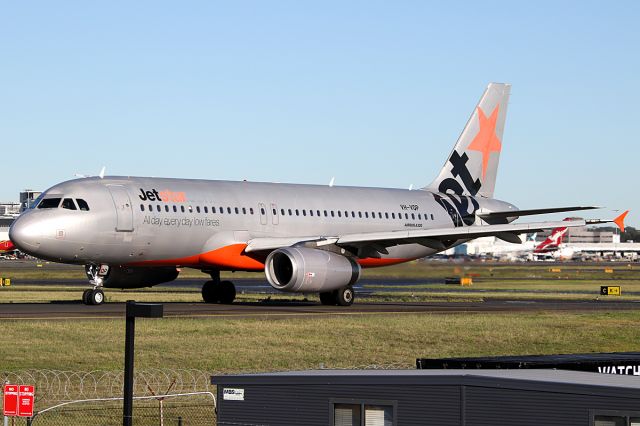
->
138, 188, 187, 203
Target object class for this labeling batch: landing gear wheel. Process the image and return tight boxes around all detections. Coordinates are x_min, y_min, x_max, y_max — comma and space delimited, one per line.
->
218, 281, 236, 304
202, 280, 220, 303
319, 291, 337, 306
82, 289, 92, 305
336, 285, 354, 306
89, 289, 104, 305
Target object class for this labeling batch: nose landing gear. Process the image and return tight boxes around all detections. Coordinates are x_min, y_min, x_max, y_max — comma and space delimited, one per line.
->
201, 270, 236, 304
83, 264, 107, 305
82, 288, 105, 305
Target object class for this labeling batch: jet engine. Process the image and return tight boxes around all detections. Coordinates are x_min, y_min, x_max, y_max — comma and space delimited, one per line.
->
86, 265, 180, 289
265, 247, 361, 293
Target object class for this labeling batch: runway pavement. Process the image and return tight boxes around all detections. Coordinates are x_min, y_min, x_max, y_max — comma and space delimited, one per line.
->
2, 298, 639, 320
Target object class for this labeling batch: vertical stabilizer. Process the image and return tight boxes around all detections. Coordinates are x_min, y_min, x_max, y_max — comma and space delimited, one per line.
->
426, 83, 511, 198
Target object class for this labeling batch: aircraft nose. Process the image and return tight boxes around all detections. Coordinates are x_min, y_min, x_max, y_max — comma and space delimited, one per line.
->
9, 215, 42, 253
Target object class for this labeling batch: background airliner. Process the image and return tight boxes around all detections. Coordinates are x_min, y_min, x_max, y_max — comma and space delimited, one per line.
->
9, 83, 626, 305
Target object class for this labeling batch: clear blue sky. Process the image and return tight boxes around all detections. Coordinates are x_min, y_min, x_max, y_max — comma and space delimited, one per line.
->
2, 1, 638, 225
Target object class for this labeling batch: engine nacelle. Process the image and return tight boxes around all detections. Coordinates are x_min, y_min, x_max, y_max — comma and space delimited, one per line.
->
265, 247, 361, 293
86, 265, 179, 289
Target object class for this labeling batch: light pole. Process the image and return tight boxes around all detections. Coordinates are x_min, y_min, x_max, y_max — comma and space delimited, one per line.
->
123, 301, 163, 426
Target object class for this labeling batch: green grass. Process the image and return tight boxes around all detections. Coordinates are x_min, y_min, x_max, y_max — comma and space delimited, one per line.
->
3, 311, 640, 372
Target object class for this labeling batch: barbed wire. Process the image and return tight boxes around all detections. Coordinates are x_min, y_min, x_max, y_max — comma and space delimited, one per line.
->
1, 364, 413, 404
1, 369, 214, 403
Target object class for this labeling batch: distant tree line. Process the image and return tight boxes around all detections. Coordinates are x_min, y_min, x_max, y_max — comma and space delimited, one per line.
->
594, 226, 639, 242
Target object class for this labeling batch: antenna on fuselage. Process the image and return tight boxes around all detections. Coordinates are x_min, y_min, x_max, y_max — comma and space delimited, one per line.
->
409, 184, 414, 191
99, 166, 106, 179
329, 177, 335, 187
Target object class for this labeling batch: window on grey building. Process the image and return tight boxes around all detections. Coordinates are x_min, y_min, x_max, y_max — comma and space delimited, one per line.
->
332, 402, 394, 426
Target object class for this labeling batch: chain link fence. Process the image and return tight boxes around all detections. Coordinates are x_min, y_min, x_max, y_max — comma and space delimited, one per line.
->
2, 369, 216, 425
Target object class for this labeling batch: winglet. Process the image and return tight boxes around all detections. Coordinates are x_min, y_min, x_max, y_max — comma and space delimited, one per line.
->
614, 210, 629, 233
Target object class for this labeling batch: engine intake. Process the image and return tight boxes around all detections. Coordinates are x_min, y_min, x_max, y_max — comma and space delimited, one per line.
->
265, 247, 361, 293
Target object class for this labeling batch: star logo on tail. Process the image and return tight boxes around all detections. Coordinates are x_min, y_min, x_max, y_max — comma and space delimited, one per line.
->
467, 105, 501, 180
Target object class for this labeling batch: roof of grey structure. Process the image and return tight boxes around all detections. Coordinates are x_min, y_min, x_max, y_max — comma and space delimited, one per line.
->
212, 369, 640, 398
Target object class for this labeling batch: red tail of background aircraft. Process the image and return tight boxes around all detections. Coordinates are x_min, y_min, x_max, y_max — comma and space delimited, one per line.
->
533, 218, 578, 253
0, 240, 15, 253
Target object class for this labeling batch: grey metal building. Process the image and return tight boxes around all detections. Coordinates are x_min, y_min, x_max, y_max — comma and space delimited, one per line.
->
212, 369, 640, 426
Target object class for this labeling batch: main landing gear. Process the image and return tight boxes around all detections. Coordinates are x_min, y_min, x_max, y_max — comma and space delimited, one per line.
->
83, 264, 106, 305
201, 270, 236, 304
319, 285, 355, 307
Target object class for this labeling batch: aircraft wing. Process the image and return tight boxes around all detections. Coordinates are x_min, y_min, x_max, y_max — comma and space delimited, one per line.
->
245, 211, 628, 255
335, 219, 587, 247
244, 219, 587, 253
477, 206, 599, 220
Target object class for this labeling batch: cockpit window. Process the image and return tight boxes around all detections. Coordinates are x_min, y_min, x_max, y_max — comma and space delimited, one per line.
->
62, 198, 77, 210
38, 198, 62, 209
76, 199, 90, 211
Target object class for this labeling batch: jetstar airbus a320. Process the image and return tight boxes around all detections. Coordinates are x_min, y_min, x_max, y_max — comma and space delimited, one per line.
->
9, 83, 628, 305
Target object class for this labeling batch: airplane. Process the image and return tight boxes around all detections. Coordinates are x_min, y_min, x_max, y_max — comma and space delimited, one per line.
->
531, 218, 577, 259
8, 83, 628, 306
0, 240, 15, 253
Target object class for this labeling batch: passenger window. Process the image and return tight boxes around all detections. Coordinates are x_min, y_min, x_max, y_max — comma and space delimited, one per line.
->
173, 205, 177, 212
302, 210, 306, 216
62, 198, 77, 210
37, 198, 62, 209
330, 211, 335, 217
365, 212, 369, 218
250, 208, 254, 215
337, 211, 341, 218
351, 211, 355, 218
212, 206, 216, 213
310, 210, 314, 217
242, 207, 247, 214
281, 208, 285, 216
260, 207, 266, 215
148, 204, 153, 211
165, 205, 170, 212
273, 208, 277, 215
140, 205, 144, 212
181, 206, 185, 213
358, 212, 362, 218
431, 214, 434, 220
288, 209, 292, 216
405, 213, 409, 219
220, 206, 224, 213
317, 210, 321, 216
157, 205, 161, 212
418, 213, 421, 220
378, 212, 382, 219
235, 207, 239, 214
227, 207, 231, 214
324, 210, 328, 217
392, 213, 395, 219
76, 199, 90, 211
204, 206, 208, 213
411, 213, 415, 220
295, 209, 299, 216
196, 206, 201, 213
385, 212, 389, 219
